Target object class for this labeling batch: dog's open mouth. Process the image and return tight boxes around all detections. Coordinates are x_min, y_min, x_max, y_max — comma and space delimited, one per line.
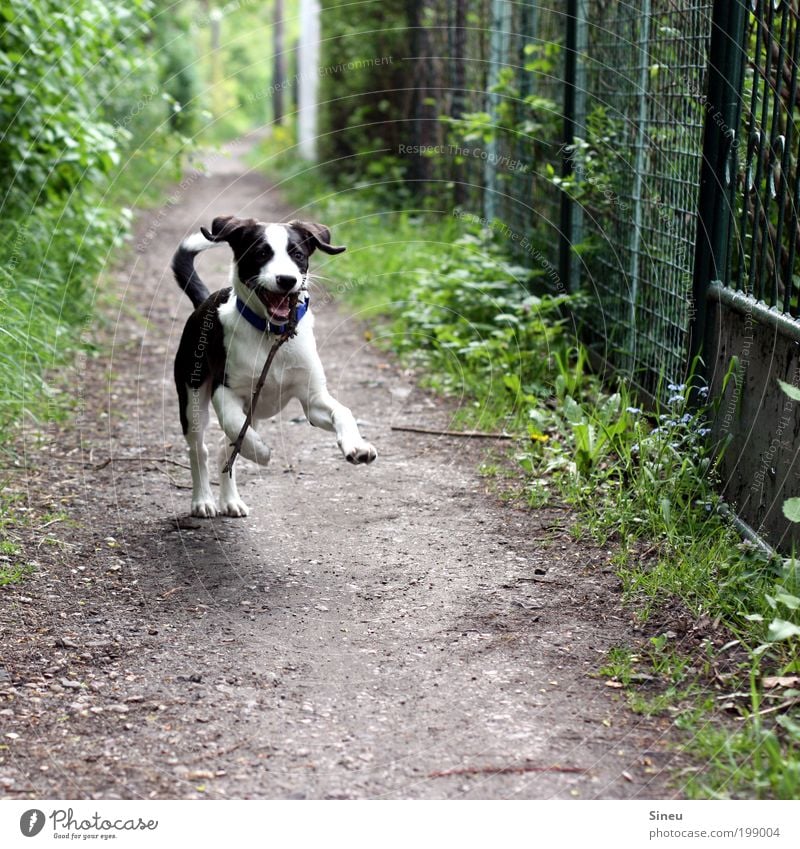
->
252, 287, 292, 322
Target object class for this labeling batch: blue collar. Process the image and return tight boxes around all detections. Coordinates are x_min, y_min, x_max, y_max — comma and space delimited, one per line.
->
235, 294, 309, 335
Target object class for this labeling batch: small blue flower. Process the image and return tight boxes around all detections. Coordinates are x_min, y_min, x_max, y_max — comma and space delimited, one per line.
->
698, 427, 711, 437
626, 406, 641, 415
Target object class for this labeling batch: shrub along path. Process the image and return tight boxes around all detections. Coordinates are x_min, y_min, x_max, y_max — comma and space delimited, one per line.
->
0, 140, 680, 799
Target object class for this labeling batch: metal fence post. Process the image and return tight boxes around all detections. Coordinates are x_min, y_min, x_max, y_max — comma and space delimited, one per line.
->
485, 0, 511, 222
559, 0, 587, 294
689, 0, 749, 389
627, 0, 651, 373
450, 0, 468, 206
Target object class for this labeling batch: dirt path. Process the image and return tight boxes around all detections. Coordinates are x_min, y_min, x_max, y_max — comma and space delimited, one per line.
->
0, 139, 680, 799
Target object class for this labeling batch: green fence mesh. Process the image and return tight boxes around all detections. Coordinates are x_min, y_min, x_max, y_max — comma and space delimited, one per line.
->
438, 1, 714, 399
550, 1, 713, 397
395, 0, 800, 402
730, 1, 800, 313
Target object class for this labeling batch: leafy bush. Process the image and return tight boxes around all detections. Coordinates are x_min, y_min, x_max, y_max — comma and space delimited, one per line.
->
390, 232, 571, 417
0, 0, 197, 435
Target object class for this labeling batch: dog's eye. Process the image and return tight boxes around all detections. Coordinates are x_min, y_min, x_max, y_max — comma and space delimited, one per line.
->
291, 250, 305, 262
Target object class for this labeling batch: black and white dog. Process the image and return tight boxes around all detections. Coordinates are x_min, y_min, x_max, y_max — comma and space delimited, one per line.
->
172, 215, 377, 518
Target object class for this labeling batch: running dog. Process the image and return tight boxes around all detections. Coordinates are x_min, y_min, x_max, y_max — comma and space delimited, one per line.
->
172, 215, 377, 517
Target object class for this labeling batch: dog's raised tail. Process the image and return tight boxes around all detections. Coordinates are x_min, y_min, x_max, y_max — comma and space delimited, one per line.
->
171, 231, 223, 308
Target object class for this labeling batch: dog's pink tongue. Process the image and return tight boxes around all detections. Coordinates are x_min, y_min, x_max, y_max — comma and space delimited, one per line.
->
264, 292, 291, 321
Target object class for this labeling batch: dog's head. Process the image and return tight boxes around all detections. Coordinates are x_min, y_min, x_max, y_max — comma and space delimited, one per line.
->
200, 216, 345, 323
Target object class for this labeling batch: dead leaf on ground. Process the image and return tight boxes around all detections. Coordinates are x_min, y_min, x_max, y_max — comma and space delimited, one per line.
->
762, 676, 800, 690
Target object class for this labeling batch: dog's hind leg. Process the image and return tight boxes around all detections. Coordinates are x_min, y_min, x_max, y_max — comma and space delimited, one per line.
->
183, 382, 218, 518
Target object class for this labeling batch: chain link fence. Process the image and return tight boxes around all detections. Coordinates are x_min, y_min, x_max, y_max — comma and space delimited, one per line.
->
388, 0, 799, 410
403, 1, 714, 399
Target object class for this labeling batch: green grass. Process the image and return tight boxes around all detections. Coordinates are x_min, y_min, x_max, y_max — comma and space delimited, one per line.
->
683, 713, 800, 799
0, 133, 190, 452
0, 495, 33, 586
0, 561, 34, 587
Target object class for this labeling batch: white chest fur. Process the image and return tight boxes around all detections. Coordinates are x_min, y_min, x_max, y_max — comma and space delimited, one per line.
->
217, 295, 321, 419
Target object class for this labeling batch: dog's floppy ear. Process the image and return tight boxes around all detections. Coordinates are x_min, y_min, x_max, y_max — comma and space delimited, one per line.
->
200, 215, 245, 245
289, 220, 346, 255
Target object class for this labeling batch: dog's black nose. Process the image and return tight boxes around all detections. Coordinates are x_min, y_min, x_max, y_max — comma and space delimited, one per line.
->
275, 275, 297, 292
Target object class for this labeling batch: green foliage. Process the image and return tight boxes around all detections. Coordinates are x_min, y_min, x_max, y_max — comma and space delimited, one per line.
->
0, 0, 198, 435
683, 670, 800, 800
317, 0, 412, 190
389, 232, 570, 413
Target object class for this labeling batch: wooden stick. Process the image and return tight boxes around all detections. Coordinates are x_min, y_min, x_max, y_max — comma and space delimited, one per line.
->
223, 297, 299, 476
93, 457, 191, 471
737, 696, 800, 719
428, 764, 587, 779
391, 425, 514, 440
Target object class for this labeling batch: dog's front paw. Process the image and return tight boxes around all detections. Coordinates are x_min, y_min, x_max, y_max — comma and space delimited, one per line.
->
344, 441, 377, 465
220, 496, 249, 518
191, 497, 219, 518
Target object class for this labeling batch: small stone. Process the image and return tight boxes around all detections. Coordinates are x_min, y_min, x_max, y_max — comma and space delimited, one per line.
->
188, 770, 214, 780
